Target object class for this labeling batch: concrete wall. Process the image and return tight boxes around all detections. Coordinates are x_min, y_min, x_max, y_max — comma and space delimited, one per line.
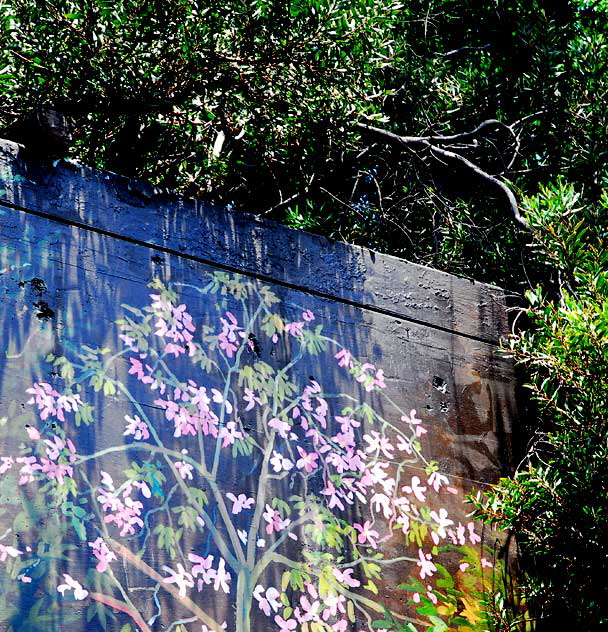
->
0, 140, 517, 632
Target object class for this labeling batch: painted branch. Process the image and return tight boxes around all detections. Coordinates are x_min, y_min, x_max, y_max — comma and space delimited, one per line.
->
108, 538, 226, 632
89, 592, 151, 632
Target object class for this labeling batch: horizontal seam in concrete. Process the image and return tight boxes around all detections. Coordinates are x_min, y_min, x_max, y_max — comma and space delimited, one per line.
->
0, 199, 501, 347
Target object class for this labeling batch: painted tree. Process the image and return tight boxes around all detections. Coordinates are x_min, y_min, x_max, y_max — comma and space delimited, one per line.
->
0, 272, 500, 631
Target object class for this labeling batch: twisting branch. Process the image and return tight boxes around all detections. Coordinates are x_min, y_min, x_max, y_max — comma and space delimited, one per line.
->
356, 121, 528, 229
108, 538, 226, 632
89, 593, 152, 632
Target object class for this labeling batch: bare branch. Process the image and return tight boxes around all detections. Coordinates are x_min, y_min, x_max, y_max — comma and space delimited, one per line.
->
356, 121, 528, 228
441, 43, 492, 57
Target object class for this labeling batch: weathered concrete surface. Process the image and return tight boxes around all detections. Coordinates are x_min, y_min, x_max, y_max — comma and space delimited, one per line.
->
0, 139, 517, 632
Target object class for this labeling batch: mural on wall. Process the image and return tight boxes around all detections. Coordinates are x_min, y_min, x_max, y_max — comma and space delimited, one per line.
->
0, 269, 504, 632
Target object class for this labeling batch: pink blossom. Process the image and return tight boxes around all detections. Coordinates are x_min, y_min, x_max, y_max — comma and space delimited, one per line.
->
124, 414, 150, 440
218, 311, 242, 357
302, 310, 315, 322
322, 481, 345, 511
0, 457, 13, 474
455, 522, 466, 545
459, 562, 470, 572
373, 368, 386, 389
428, 471, 449, 492
344, 450, 366, 474
36, 458, 73, 484
166, 406, 198, 438
270, 451, 294, 473
128, 357, 152, 383
370, 493, 393, 519
164, 342, 185, 357
243, 388, 262, 411
26, 382, 82, 422
363, 431, 394, 459
152, 295, 195, 347
322, 593, 346, 620
25, 425, 40, 440
396, 435, 413, 454
226, 492, 255, 514
401, 409, 427, 437
263, 504, 291, 534
268, 417, 291, 439
100, 470, 114, 490
0, 543, 22, 561
468, 521, 481, 544
284, 321, 304, 337
175, 460, 194, 480
274, 615, 297, 632
296, 446, 319, 473
335, 415, 360, 432
417, 549, 437, 579
44, 435, 65, 460
334, 349, 352, 368
211, 389, 233, 414
297, 592, 320, 622
253, 585, 281, 616
35, 434, 77, 484
97, 477, 145, 536
189, 553, 216, 590
16, 456, 37, 484
154, 397, 179, 421
57, 574, 88, 600
354, 521, 379, 549
430, 507, 453, 539
333, 567, 360, 588
119, 333, 138, 350
402, 476, 427, 503
367, 462, 395, 495
355, 363, 383, 392
481, 558, 493, 569
163, 563, 194, 597
326, 448, 353, 473
88, 537, 117, 573
214, 558, 231, 594
189, 384, 211, 409
395, 513, 410, 534
219, 421, 243, 447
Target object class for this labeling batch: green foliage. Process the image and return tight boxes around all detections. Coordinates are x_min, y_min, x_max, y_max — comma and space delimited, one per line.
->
1, 1, 607, 290
470, 184, 608, 629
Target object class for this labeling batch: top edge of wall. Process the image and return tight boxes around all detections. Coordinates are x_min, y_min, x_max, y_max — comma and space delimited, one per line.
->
0, 139, 509, 344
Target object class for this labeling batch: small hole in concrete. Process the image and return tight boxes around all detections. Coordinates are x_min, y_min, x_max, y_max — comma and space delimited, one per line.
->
30, 278, 47, 294
248, 333, 261, 358
432, 376, 447, 394
33, 301, 54, 320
